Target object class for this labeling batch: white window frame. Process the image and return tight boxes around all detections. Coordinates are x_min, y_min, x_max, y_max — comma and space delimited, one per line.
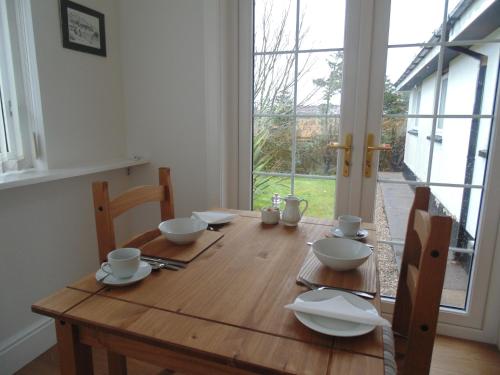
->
0, 0, 46, 174
0, 0, 22, 167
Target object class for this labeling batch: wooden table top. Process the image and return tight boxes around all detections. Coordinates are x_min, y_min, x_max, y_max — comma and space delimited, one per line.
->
33, 211, 385, 375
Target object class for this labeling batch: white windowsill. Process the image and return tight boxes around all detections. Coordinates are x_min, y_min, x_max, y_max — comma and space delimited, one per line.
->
0, 158, 149, 191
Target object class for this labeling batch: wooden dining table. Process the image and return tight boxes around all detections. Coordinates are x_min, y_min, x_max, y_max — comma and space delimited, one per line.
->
32, 210, 386, 375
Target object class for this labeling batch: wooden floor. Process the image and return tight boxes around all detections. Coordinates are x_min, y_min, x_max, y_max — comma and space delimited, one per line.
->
16, 335, 500, 375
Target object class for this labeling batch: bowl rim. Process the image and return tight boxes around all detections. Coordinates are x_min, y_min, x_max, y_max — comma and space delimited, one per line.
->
312, 238, 372, 261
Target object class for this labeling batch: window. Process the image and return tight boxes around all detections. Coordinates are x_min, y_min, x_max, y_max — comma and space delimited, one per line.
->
251, 0, 346, 219
0, 0, 32, 173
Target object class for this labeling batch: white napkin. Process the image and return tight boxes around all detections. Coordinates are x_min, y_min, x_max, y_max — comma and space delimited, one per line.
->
192, 211, 237, 224
285, 295, 391, 327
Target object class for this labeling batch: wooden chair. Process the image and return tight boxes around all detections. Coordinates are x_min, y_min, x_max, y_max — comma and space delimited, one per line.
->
383, 187, 452, 375
92, 167, 175, 262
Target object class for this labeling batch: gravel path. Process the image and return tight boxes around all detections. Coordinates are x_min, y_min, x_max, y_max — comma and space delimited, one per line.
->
374, 184, 399, 297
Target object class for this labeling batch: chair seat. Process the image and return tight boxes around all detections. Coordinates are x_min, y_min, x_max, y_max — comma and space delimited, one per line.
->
383, 326, 397, 375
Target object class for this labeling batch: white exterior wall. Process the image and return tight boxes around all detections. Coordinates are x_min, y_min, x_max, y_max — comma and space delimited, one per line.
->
403, 28, 500, 236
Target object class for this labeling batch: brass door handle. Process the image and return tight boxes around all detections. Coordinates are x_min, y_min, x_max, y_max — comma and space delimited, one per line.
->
328, 133, 352, 177
365, 133, 392, 177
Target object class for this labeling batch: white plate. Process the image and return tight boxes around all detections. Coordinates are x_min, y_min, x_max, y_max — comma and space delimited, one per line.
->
331, 227, 369, 240
95, 261, 152, 286
192, 211, 238, 225
293, 289, 376, 337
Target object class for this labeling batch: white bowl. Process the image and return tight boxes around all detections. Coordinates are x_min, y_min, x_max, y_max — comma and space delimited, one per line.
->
158, 218, 208, 245
312, 238, 372, 271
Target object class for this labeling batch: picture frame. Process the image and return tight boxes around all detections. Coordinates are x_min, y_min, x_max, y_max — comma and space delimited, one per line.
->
60, 0, 106, 57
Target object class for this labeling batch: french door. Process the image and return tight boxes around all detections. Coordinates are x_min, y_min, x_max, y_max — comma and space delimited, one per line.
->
238, 0, 500, 338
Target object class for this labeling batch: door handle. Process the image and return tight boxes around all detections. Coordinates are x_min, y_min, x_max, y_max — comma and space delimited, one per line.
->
365, 133, 392, 177
328, 133, 352, 177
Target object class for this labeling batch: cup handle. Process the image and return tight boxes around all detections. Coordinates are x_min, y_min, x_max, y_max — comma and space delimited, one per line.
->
100, 262, 112, 274
299, 199, 309, 218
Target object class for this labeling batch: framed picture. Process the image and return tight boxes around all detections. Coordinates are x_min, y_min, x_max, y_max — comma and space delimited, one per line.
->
60, 0, 106, 57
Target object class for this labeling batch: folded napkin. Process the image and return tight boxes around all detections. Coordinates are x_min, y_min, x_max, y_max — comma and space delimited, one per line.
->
192, 211, 237, 224
285, 295, 391, 327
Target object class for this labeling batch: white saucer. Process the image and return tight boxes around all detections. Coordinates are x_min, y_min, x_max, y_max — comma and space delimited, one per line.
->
95, 261, 152, 286
293, 289, 376, 337
331, 227, 369, 240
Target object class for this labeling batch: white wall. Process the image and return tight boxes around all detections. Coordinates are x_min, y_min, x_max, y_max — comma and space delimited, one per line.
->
119, 0, 219, 234
0, 1, 133, 373
30, 0, 126, 169
0, 169, 131, 375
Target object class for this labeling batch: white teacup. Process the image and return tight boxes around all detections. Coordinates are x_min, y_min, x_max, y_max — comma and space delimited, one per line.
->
338, 215, 362, 237
261, 206, 280, 224
101, 248, 141, 279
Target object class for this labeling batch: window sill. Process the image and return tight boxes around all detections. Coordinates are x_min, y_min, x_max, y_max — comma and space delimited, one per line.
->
0, 158, 149, 191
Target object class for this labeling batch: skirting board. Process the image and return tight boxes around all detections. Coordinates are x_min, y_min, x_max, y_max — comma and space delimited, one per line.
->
0, 317, 56, 375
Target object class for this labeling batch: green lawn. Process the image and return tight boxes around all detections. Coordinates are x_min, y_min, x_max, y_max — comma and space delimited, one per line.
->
253, 176, 336, 219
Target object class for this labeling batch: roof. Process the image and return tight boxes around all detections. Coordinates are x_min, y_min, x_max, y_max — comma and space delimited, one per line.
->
395, 0, 500, 91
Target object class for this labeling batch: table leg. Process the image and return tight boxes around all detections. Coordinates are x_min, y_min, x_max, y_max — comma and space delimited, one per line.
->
108, 351, 127, 375
55, 320, 94, 375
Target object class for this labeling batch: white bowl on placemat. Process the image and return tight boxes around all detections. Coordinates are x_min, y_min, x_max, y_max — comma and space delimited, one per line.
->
312, 238, 372, 271
159, 217, 208, 245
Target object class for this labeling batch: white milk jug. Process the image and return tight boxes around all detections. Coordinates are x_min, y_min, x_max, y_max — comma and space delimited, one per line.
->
282, 195, 308, 226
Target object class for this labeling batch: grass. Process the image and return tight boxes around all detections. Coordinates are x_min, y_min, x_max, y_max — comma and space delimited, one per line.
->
252, 176, 336, 219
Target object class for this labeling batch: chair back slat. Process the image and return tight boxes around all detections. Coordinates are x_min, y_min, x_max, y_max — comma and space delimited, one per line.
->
93, 168, 175, 262
392, 187, 453, 375
414, 209, 431, 251
406, 264, 418, 305
393, 187, 430, 337
110, 185, 165, 218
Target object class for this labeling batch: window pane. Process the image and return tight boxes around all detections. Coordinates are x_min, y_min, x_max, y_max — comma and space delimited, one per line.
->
300, 0, 345, 50
388, 47, 437, 115
375, 183, 476, 309
254, 0, 297, 53
253, 117, 292, 174
378, 117, 430, 177
294, 177, 335, 219
296, 117, 339, 176
429, 118, 491, 185
254, 54, 296, 115
297, 51, 343, 116
441, 44, 499, 116
252, 175, 291, 211
388, 0, 445, 45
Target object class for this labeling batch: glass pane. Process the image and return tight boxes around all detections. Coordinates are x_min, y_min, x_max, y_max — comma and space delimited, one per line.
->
294, 177, 335, 219
252, 175, 291, 211
254, 54, 296, 115
442, 44, 500, 115
429, 118, 491, 185
300, 0, 345, 50
388, 0, 445, 45
297, 51, 343, 116
253, 117, 292, 173
376, 183, 476, 308
296, 117, 340, 176
378, 117, 431, 178
254, 0, 297, 53
387, 47, 437, 115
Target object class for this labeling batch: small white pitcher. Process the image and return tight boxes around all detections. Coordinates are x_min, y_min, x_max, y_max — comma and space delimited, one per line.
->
282, 195, 308, 226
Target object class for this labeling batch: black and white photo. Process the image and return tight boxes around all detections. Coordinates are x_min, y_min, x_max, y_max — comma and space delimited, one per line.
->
60, 0, 106, 56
